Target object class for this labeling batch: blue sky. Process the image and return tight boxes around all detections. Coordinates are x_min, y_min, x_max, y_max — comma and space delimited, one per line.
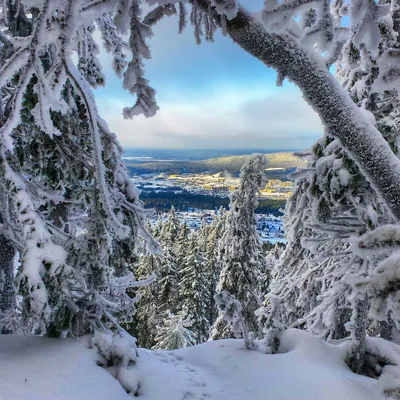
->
94, 1, 323, 150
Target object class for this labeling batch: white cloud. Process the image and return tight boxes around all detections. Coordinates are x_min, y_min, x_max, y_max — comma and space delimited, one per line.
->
98, 85, 323, 150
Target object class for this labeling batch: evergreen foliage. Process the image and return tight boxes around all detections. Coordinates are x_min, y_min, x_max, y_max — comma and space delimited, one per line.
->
180, 234, 210, 344
272, 0, 400, 374
157, 245, 180, 316
212, 154, 267, 339
205, 207, 226, 326
135, 251, 159, 349
0, 0, 160, 362
152, 312, 195, 351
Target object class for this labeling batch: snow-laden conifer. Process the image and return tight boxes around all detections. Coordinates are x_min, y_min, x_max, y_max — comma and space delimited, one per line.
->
135, 251, 159, 348
211, 154, 267, 339
272, 0, 400, 373
152, 312, 195, 350
157, 245, 180, 316
214, 291, 255, 350
176, 219, 191, 272
180, 234, 210, 343
160, 206, 180, 249
205, 208, 226, 326
0, 1, 159, 363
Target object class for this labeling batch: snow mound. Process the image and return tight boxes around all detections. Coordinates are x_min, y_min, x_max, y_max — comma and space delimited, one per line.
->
0, 335, 130, 400
0, 330, 387, 400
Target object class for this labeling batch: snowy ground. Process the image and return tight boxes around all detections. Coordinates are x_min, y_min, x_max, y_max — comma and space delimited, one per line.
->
0, 329, 390, 400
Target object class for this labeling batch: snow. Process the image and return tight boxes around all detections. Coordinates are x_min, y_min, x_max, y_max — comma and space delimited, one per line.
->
0, 335, 129, 400
0, 329, 387, 400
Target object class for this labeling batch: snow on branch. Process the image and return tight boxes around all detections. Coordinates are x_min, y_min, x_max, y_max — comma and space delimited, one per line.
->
122, 1, 158, 118
215, 291, 256, 350
97, 13, 128, 78
143, 3, 177, 26
351, 224, 400, 257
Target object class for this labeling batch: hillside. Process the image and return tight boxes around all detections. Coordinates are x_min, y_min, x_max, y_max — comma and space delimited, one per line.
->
124, 152, 306, 175
198, 152, 305, 171
0, 329, 393, 400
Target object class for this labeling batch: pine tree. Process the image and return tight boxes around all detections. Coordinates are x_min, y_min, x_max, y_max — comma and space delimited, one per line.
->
211, 155, 267, 339
0, 0, 31, 333
205, 208, 226, 326
152, 312, 195, 350
152, 217, 163, 242
198, 217, 209, 253
160, 206, 180, 248
0, 1, 160, 364
135, 251, 159, 349
176, 219, 191, 272
262, 244, 283, 295
214, 291, 255, 350
157, 246, 180, 316
180, 234, 210, 344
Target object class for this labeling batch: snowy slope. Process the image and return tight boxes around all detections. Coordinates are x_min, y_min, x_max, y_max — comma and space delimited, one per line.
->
0, 330, 385, 400
134, 330, 382, 400
0, 335, 129, 400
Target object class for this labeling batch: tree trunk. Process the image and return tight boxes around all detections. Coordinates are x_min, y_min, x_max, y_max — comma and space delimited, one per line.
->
222, 7, 400, 221
348, 296, 370, 374
0, 234, 16, 333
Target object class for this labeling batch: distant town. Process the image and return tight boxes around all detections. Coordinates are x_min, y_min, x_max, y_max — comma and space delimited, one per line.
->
131, 170, 293, 201
124, 150, 302, 242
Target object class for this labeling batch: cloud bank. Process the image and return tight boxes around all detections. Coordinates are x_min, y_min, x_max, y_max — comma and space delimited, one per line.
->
94, 1, 323, 150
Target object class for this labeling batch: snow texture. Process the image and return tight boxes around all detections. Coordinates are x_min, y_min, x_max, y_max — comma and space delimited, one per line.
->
0, 329, 391, 400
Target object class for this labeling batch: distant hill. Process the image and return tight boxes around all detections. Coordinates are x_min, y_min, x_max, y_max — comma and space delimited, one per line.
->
124, 151, 306, 176
197, 152, 305, 171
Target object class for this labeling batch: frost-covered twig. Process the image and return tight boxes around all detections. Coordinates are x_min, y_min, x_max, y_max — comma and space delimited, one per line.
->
214, 291, 256, 350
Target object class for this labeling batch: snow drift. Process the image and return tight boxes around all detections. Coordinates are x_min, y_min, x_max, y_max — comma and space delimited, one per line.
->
1, 329, 396, 400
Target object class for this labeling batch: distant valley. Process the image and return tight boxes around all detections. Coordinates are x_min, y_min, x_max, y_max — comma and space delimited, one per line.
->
124, 151, 305, 215
123, 151, 305, 177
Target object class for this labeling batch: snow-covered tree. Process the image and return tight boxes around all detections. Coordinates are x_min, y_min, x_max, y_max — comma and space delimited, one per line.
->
211, 154, 267, 339
157, 245, 180, 316
0, 0, 31, 334
214, 291, 255, 350
198, 217, 209, 253
135, 251, 159, 349
257, 294, 284, 354
176, 219, 191, 272
2, 1, 400, 377
272, 0, 400, 373
262, 243, 283, 295
205, 208, 226, 325
160, 206, 180, 248
180, 234, 210, 343
152, 312, 195, 350
0, 1, 160, 363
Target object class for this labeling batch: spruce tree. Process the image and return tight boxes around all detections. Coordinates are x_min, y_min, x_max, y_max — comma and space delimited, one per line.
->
157, 245, 180, 316
160, 206, 180, 249
198, 217, 209, 253
176, 219, 191, 272
180, 234, 210, 344
211, 154, 267, 339
205, 208, 226, 326
135, 251, 159, 349
152, 312, 195, 350
0, 1, 160, 363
